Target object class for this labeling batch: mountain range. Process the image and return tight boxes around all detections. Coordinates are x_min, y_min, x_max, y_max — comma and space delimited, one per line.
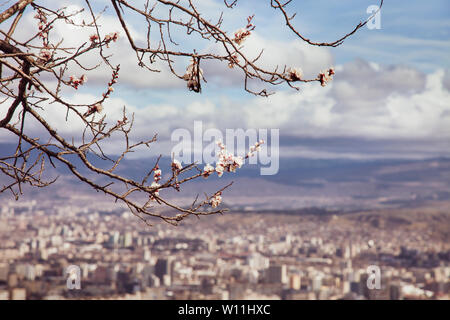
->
1, 142, 449, 212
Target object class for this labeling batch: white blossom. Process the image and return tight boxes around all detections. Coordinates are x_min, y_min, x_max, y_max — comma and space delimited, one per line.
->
93, 103, 103, 113
151, 181, 160, 188
285, 67, 303, 81
203, 163, 215, 178
210, 193, 222, 208
215, 164, 224, 177
171, 159, 182, 171
246, 140, 265, 158
149, 181, 160, 201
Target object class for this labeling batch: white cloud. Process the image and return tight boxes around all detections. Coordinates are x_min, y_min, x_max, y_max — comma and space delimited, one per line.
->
12, 5, 184, 90
2, 58, 449, 160
244, 64, 449, 141
202, 32, 334, 87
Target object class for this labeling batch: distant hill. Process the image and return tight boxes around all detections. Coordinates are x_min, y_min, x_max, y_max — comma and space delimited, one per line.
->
1, 142, 449, 211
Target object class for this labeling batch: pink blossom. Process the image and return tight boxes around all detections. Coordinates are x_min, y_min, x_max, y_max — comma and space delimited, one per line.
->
318, 67, 335, 87
233, 28, 251, 45
90, 34, 99, 42
38, 49, 52, 62
68, 75, 87, 89
104, 32, 119, 47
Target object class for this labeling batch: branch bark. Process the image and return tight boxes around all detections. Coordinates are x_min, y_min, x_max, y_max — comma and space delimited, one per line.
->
0, 0, 34, 24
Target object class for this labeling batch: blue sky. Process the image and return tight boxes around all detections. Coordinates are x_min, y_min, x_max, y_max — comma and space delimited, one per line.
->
101, 0, 450, 104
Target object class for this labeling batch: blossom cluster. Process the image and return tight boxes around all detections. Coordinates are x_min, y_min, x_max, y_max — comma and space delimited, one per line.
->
104, 32, 119, 47
233, 28, 251, 45
145, 140, 264, 208
318, 68, 335, 87
89, 32, 118, 47
246, 139, 265, 159
232, 15, 255, 45
82, 66, 118, 117
171, 159, 182, 172
83, 103, 103, 118
82, 67, 119, 117
182, 58, 203, 92
204, 139, 264, 208
228, 53, 239, 69
93, 103, 103, 113
69, 75, 87, 89
102, 66, 120, 98
214, 141, 244, 177
150, 165, 162, 201
38, 49, 52, 62
34, 9, 53, 63
210, 192, 222, 208
285, 67, 303, 81
171, 159, 182, 189
202, 139, 265, 179
34, 9, 51, 46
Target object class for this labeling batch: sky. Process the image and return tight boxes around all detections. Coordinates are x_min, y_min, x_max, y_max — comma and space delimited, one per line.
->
1, 0, 450, 161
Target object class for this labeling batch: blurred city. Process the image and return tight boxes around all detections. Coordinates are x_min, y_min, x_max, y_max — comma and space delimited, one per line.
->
0, 198, 448, 300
